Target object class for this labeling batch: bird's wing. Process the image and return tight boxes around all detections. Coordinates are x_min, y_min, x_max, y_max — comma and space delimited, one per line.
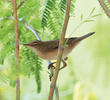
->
23, 38, 77, 51
42, 40, 59, 51
42, 38, 78, 51
65, 37, 77, 45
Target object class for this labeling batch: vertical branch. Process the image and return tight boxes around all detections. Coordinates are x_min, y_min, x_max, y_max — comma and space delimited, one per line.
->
12, 0, 20, 100
48, 0, 71, 100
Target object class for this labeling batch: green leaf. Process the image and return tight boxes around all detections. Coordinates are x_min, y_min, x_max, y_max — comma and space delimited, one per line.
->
84, 19, 94, 22
89, 8, 95, 16
59, 0, 66, 13
10, 80, 16, 87
41, 0, 56, 28
0, 45, 10, 64
91, 14, 101, 18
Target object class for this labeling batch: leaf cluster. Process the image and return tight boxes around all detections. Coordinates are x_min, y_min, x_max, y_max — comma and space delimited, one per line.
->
0, 0, 42, 93
41, 0, 76, 39
104, 0, 110, 9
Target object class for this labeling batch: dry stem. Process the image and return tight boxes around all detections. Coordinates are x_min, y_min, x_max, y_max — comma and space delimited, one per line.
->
12, 0, 20, 100
48, 0, 71, 100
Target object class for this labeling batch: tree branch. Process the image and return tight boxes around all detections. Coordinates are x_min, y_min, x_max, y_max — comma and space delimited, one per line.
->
48, 0, 71, 100
98, 0, 110, 18
12, 0, 20, 100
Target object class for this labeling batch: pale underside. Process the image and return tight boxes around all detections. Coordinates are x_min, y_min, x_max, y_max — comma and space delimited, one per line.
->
29, 45, 74, 60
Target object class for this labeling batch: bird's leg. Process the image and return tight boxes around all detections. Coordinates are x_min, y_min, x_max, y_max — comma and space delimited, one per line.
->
60, 60, 67, 70
48, 62, 56, 69
64, 57, 68, 61
48, 57, 68, 80
60, 57, 68, 70
48, 62, 56, 81
49, 67, 54, 81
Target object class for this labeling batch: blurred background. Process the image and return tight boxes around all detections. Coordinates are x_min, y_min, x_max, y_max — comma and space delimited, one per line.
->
0, 0, 110, 100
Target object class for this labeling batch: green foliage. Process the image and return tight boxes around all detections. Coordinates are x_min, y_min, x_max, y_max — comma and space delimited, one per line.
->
0, 45, 10, 64
59, 0, 66, 13
0, 0, 99, 94
68, 8, 101, 37
41, 0, 76, 39
0, 0, 76, 94
0, 31, 15, 64
0, 70, 9, 85
20, 46, 42, 93
0, 1, 12, 17
104, 0, 110, 9
59, 0, 76, 13
18, 0, 40, 19
81, 8, 101, 23
34, 56, 42, 93
0, 0, 42, 93
41, 0, 56, 29
0, 0, 108, 99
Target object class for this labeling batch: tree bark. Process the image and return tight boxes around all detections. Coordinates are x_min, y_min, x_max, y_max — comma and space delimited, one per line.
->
12, 0, 20, 100
48, 0, 71, 100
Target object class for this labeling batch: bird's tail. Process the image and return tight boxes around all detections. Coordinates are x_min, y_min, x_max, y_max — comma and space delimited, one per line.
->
76, 32, 95, 42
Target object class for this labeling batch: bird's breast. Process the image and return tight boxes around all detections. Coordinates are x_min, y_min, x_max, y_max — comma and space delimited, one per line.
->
30, 46, 58, 60
30, 46, 73, 60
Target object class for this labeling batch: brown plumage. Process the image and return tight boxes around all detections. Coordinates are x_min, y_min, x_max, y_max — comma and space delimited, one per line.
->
23, 32, 95, 60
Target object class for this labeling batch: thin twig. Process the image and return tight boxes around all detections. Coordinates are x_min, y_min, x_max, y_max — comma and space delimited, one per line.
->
12, 0, 20, 100
98, 0, 110, 18
48, 0, 71, 100
21, 19, 41, 40
17, 0, 24, 10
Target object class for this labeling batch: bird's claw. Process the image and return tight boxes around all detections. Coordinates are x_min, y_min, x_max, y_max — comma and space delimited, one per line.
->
60, 57, 68, 70
48, 62, 56, 69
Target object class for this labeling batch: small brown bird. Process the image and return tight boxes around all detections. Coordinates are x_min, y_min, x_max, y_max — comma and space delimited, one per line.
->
23, 32, 95, 69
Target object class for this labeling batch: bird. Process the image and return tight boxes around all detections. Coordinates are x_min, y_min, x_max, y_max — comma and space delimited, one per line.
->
23, 32, 95, 69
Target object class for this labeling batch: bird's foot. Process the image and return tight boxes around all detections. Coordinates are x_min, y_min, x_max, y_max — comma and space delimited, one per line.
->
60, 57, 68, 70
48, 57, 68, 81
64, 57, 68, 61
48, 62, 56, 81
60, 60, 67, 70
48, 62, 56, 69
